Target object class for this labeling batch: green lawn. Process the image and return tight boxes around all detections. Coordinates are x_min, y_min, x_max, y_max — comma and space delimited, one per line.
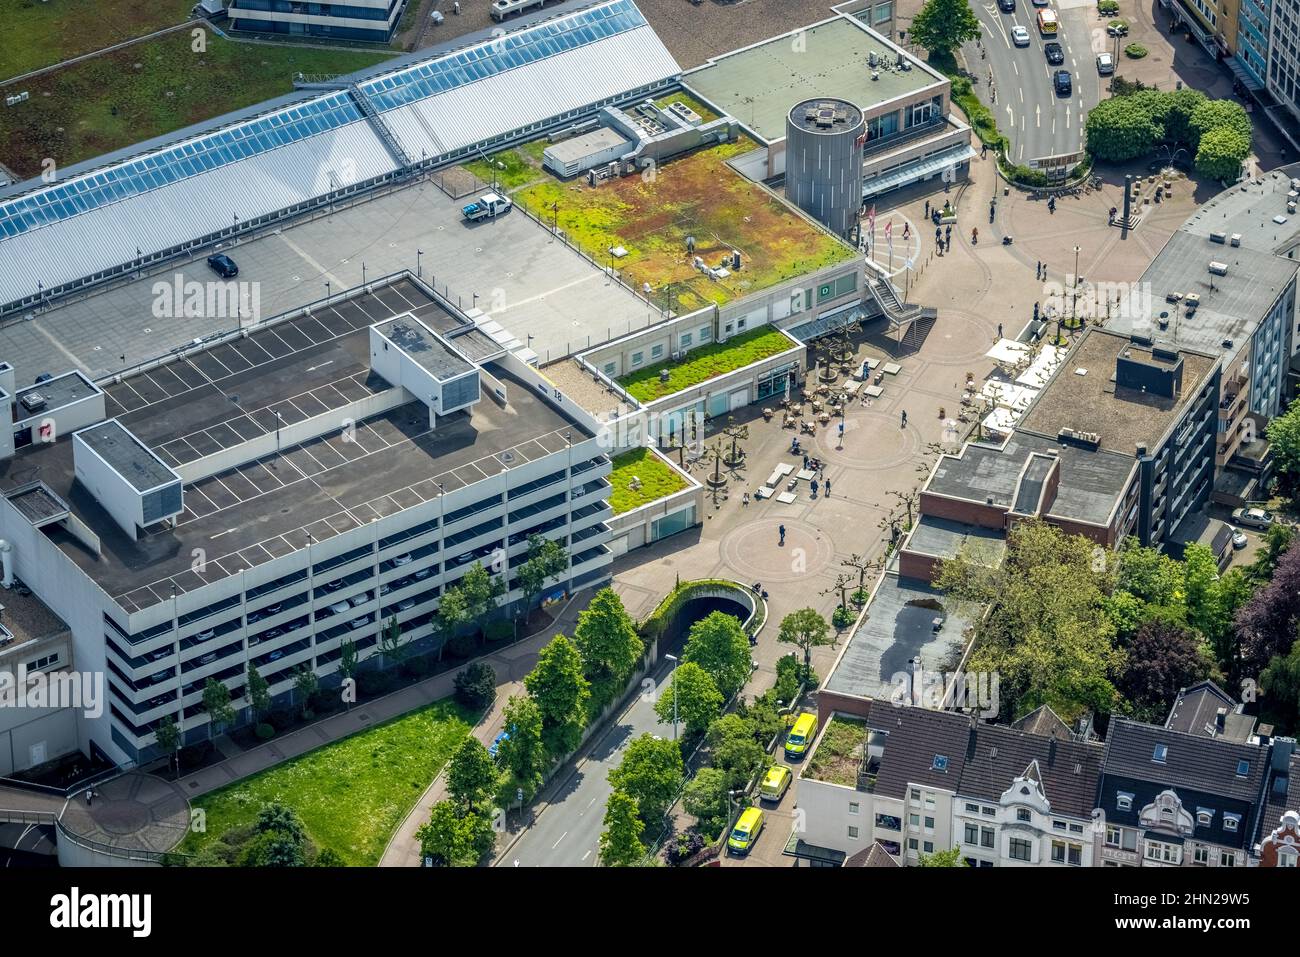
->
0, 0, 195, 81
618, 325, 796, 403
608, 447, 689, 514
176, 698, 476, 866
462, 141, 550, 192
805, 716, 867, 787
0, 29, 394, 179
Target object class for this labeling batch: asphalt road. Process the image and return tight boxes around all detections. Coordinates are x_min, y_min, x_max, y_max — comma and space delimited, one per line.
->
966, 0, 1107, 165
501, 656, 679, 867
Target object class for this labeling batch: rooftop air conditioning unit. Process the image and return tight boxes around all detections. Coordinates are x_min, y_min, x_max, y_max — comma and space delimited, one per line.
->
1184, 293, 1200, 311
1209, 231, 1227, 244
1208, 261, 1229, 276
1230, 233, 1242, 247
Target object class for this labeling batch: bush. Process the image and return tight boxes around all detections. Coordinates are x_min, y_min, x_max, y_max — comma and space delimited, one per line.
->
1125, 43, 1148, 58
266, 706, 296, 732
447, 631, 480, 659
356, 670, 397, 697
178, 742, 213, 768
400, 655, 431, 680
484, 620, 515, 644
1109, 18, 1129, 31
309, 688, 337, 715
454, 661, 497, 711
832, 606, 855, 629
774, 653, 802, 705
664, 830, 707, 866
949, 77, 1007, 152
1097, 0, 1118, 13
254, 722, 275, 741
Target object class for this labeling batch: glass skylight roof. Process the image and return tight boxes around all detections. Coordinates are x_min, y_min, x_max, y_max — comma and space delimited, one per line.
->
0, 0, 649, 242
0, 91, 362, 240
359, 0, 646, 112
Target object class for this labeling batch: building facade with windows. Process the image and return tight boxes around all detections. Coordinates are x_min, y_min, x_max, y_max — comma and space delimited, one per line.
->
952, 725, 1103, 868
0, 276, 614, 767
681, 11, 973, 199
227, 0, 408, 42
1265, 0, 1300, 127
1096, 720, 1282, 867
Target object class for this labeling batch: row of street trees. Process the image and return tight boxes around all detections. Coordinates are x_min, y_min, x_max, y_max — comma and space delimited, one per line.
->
602, 604, 837, 865
419, 587, 648, 866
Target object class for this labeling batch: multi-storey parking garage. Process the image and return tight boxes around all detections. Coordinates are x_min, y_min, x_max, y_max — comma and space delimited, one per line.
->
0, 276, 613, 763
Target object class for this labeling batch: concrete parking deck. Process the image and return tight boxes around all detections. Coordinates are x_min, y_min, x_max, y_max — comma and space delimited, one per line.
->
0, 174, 652, 385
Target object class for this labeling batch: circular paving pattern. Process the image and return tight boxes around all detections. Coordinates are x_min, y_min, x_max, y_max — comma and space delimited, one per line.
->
94, 798, 153, 836
719, 518, 835, 584
922, 309, 1002, 365
813, 410, 920, 471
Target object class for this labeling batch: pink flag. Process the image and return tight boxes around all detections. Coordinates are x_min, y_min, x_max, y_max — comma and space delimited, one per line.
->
884, 220, 893, 240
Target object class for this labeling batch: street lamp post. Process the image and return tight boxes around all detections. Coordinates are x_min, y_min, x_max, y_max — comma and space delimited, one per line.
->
417, 248, 423, 279
1071, 245, 1081, 333
665, 654, 679, 740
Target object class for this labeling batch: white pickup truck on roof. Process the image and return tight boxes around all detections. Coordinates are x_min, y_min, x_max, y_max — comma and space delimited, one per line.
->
462, 192, 512, 221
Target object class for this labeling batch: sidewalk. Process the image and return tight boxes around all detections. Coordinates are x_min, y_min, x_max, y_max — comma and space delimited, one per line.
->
379, 593, 590, 867
177, 596, 589, 806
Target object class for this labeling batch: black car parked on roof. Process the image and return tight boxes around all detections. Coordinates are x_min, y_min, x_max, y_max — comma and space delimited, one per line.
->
206, 253, 238, 278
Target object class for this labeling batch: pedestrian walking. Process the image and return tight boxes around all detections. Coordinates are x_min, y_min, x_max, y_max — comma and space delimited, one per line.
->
924, 200, 930, 218
803, 454, 810, 470
825, 477, 832, 496
981, 143, 987, 159
810, 479, 819, 497
86, 788, 94, 807
901, 410, 908, 428
1036, 260, 1042, 279
997, 322, 1003, 338
945, 224, 952, 240
903, 222, 910, 240
778, 524, 786, 546
742, 491, 750, 507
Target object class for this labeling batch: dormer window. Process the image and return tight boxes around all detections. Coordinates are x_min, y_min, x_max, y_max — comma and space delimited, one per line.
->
1152, 744, 1168, 763
1223, 814, 1240, 832
1117, 792, 1133, 811
1196, 809, 1214, 828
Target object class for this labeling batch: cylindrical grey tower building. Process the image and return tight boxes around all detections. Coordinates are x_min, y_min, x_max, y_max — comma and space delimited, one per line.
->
785, 98, 865, 241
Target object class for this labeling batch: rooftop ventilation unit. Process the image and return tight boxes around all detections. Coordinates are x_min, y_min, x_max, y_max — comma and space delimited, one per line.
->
19, 393, 46, 414
1208, 261, 1229, 276
803, 102, 850, 128
1209, 231, 1227, 244
1058, 427, 1101, 449
1183, 293, 1200, 311
1230, 233, 1242, 247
